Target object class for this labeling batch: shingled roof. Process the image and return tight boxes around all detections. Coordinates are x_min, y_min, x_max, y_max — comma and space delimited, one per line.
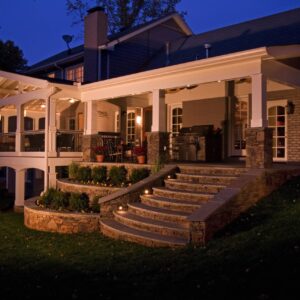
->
143, 8, 300, 71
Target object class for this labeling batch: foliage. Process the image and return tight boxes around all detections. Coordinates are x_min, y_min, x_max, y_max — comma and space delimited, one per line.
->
68, 162, 79, 180
38, 188, 69, 210
77, 166, 92, 182
91, 195, 101, 213
38, 188, 57, 207
133, 145, 146, 156
69, 192, 89, 211
92, 166, 107, 183
93, 146, 107, 155
66, 0, 184, 34
0, 40, 27, 72
129, 168, 150, 183
108, 165, 127, 186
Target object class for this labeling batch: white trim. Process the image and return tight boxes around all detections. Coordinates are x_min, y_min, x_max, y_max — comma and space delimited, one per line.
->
0, 71, 48, 88
168, 103, 183, 133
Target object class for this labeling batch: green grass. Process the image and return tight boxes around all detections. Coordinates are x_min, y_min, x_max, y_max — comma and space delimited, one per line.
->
1, 177, 300, 299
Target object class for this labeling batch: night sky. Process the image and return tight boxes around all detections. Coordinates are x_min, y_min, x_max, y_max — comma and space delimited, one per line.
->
0, 0, 299, 65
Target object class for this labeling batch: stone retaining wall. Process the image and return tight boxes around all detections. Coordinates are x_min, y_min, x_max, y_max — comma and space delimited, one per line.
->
57, 179, 120, 201
24, 199, 100, 233
188, 166, 300, 245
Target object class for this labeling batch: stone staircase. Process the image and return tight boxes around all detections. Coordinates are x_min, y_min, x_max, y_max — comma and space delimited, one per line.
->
100, 165, 246, 247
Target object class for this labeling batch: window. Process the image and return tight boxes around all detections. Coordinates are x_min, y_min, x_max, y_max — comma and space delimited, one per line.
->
127, 112, 135, 143
48, 72, 55, 78
66, 65, 84, 83
24, 117, 34, 131
268, 105, 287, 160
69, 118, 76, 130
8, 116, 17, 132
115, 112, 120, 132
39, 118, 45, 130
171, 107, 183, 134
0, 116, 3, 133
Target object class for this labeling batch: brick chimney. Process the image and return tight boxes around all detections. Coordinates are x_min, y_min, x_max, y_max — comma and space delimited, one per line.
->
84, 7, 108, 82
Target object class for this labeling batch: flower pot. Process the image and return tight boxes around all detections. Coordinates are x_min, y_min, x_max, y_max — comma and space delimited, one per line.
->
137, 155, 145, 164
96, 154, 105, 163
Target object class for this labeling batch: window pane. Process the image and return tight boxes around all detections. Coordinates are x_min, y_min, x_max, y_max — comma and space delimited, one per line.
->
268, 107, 276, 116
277, 106, 285, 115
268, 117, 276, 126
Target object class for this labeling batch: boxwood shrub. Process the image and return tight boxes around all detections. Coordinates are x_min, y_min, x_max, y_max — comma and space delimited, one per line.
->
129, 168, 150, 184
109, 166, 127, 186
69, 192, 89, 211
92, 166, 107, 183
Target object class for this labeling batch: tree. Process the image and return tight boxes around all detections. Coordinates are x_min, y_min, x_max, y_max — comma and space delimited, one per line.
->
0, 40, 27, 72
66, 0, 184, 34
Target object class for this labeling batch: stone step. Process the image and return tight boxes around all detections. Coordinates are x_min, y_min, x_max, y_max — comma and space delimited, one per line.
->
165, 179, 225, 194
140, 194, 201, 213
113, 211, 190, 239
101, 219, 187, 247
128, 202, 189, 223
175, 173, 238, 185
152, 187, 214, 203
179, 165, 246, 176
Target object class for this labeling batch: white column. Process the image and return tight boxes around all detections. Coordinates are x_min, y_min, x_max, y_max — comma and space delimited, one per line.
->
250, 73, 267, 128
15, 104, 24, 152
48, 98, 57, 156
48, 165, 57, 189
85, 100, 98, 135
15, 169, 25, 207
151, 90, 166, 132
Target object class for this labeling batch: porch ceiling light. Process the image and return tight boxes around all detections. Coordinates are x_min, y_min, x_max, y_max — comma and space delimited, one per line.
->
40, 104, 46, 108
136, 116, 142, 125
69, 98, 76, 104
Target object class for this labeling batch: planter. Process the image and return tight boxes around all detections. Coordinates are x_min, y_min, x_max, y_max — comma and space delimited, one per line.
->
137, 155, 145, 164
96, 154, 105, 162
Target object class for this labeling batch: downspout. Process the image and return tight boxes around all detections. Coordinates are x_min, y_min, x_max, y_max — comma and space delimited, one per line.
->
97, 48, 102, 81
54, 62, 64, 79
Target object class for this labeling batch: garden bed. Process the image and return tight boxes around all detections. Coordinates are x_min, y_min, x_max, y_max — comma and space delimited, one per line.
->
24, 198, 100, 233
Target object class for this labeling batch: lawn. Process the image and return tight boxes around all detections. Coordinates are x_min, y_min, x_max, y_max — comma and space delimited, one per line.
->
1, 176, 300, 299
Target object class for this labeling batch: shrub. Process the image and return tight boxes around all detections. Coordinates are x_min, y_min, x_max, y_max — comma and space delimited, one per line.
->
68, 162, 79, 180
109, 166, 127, 186
77, 167, 92, 182
38, 188, 57, 207
129, 168, 150, 184
92, 166, 107, 183
69, 192, 89, 211
91, 196, 101, 213
51, 190, 69, 210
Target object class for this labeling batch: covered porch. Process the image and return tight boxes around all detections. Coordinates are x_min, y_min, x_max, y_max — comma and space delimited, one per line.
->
80, 45, 300, 167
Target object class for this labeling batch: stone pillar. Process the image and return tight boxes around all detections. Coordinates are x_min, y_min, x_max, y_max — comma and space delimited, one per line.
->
147, 132, 169, 164
15, 169, 25, 208
82, 134, 100, 161
246, 73, 272, 168
246, 128, 273, 168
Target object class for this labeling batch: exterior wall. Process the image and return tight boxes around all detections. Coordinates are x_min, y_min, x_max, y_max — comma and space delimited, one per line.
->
96, 101, 119, 132
24, 199, 100, 233
59, 102, 84, 130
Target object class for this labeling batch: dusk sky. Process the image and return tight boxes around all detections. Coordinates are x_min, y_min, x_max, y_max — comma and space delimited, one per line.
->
0, 0, 299, 65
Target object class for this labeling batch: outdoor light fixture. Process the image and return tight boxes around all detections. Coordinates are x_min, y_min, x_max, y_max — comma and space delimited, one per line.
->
286, 101, 295, 114
118, 206, 123, 211
167, 175, 171, 179
144, 189, 149, 195
69, 98, 76, 104
136, 115, 142, 125
41, 104, 46, 108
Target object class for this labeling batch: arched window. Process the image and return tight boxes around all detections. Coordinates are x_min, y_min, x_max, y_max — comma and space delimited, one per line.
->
268, 105, 287, 160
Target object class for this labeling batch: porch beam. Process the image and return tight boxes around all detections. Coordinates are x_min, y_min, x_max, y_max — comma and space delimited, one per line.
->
0, 88, 54, 107
0, 71, 48, 88
250, 73, 267, 128
262, 60, 300, 88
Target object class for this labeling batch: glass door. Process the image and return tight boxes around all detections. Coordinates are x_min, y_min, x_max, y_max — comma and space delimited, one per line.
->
268, 105, 287, 161
232, 98, 248, 156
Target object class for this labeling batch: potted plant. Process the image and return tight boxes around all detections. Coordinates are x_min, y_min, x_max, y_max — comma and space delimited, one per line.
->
133, 146, 146, 164
94, 146, 106, 162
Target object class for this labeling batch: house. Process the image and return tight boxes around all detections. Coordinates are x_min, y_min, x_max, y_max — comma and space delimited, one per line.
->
1, 6, 300, 209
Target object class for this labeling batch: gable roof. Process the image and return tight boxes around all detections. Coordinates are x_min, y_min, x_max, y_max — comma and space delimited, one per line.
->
28, 12, 192, 73
144, 8, 300, 71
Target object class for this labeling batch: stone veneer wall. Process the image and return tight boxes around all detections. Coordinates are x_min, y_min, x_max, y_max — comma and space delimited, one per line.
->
146, 132, 169, 164
57, 179, 120, 201
24, 199, 100, 233
82, 134, 101, 162
188, 167, 300, 245
267, 88, 300, 162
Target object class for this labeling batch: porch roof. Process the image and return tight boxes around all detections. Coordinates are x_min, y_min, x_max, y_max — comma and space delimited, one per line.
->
80, 45, 300, 101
